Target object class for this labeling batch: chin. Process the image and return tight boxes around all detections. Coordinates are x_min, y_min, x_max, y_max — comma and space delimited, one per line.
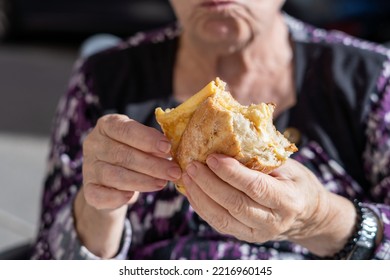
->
195, 18, 251, 51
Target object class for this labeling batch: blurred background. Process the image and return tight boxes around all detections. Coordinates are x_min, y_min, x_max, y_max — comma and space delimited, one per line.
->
0, 0, 389, 258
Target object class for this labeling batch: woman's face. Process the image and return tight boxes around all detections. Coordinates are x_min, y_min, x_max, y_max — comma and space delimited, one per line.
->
169, 0, 285, 51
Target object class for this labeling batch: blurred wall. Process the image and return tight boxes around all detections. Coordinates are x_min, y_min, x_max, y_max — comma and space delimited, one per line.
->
0, 40, 78, 252
284, 0, 390, 43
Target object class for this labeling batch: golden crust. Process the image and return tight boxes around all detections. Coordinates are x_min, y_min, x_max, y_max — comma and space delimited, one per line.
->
155, 78, 226, 155
176, 96, 240, 171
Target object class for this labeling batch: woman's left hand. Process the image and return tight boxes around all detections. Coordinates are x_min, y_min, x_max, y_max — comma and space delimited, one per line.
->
182, 155, 356, 256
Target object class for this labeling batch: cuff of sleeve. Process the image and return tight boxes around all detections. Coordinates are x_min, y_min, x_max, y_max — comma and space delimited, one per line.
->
48, 198, 132, 260
364, 203, 390, 259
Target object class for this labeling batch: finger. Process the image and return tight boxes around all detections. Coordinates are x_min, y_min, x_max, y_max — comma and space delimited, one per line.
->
269, 158, 299, 180
98, 114, 172, 156
83, 183, 137, 210
186, 162, 277, 230
182, 172, 258, 243
97, 137, 181, 181
90, 161, 168, 192
205, 154, 282, 209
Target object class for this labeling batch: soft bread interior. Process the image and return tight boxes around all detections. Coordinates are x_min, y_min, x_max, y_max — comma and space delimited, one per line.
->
205, 91, 297, 172
232, 105, 296, 171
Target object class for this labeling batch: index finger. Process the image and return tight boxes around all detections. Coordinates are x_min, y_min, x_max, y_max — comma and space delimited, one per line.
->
98, 114, 171, 156
205, 154, 282, 209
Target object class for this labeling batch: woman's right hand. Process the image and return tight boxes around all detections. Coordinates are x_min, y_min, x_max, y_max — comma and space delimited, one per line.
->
74, 114, 182, 258
82, 114, 181, 210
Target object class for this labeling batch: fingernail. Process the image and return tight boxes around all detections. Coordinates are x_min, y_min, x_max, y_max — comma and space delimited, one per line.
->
125, 191, 135, 200
155, 179, 168, 187
167, 166, 182, 180
186, 163, 197, 177
206, 156, 218, 169
158, 140, 171, 153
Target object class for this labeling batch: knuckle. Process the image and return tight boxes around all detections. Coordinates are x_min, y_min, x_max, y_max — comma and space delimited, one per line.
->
226, 194, 247, 217
123, 148, 137, 168
264, 211, 277, 225
111, 145, 125, 165
98, 164, 118, 185
112, 145, 135, 167
117, 120, 132, 141
83, 184, 101, 209
99, 114, 133, 138
83, 183, 127, 210
82, 164, 93, 184
82, 132, 92, 148
200, 174, 214, 191
144, 155, 160, 173
112, 167, 127, 185
210, 215, 230, 234
224, 164, 241, 182
99, 114, 120, 127
97, 114, 114, 132
264, 212, 285, 237
82, 130, 98, 155
245, 174, 267, 200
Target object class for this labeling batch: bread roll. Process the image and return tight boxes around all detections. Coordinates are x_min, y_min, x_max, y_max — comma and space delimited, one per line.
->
155, 78, 297, 193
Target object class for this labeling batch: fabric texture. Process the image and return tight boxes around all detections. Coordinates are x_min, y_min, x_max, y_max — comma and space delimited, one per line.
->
31, 15, 390, 260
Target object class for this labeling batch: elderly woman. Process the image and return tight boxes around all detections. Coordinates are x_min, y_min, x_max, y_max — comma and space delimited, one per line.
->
32, 0, 390, 259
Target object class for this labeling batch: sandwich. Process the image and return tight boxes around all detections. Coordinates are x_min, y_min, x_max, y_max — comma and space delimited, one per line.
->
155, 78, 297, 193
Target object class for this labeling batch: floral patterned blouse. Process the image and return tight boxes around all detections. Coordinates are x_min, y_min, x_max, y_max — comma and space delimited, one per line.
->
31, 15, 390, 260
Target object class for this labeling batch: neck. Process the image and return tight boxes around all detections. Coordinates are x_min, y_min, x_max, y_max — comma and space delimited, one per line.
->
174, 13, 293, 103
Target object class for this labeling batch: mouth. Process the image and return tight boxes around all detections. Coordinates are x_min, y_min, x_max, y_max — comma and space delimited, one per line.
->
200, 1, 236, 9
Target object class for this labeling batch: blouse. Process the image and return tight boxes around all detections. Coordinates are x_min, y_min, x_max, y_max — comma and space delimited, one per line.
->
31, 15, 390, 260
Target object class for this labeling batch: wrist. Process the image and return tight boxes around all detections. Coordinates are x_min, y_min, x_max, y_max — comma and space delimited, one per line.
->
291, 193, 357, 257
74, 188, 128, 258
325, 201, 383, 260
